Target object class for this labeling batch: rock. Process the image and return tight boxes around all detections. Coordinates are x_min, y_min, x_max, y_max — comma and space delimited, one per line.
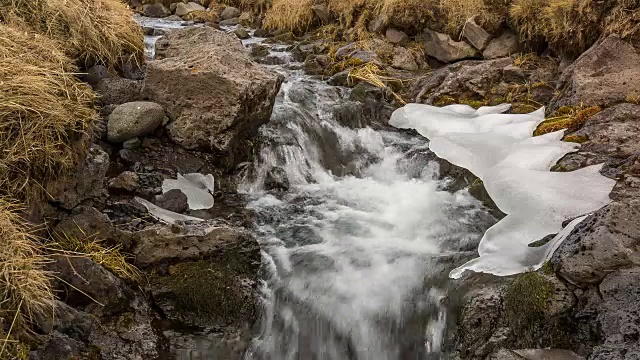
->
83, 65, 108, 85
146, 27, 283, 162
457, 286, 504, 358
483, 31, 520, 59
254, 28, 270, 37
553, 201, 640, 285
418, 28, 480, 63
234, 25, 249, 39
351, 49, 378, 63
327, 69, 353, 87
132, 223, 259, 268
502, 64, 526, 82
221, 6, 241, 20
392, 47, 419, 71
238, 11, 253, 26
463, 17, 493, 50
304, 54, 330, 75
154, 189, 189, 213
590, 268, 640, 359
489, 349, 585, 360
107, 101, 165, 143
311, 4, 330, 23
94, 77, 143, 105
30, 332, 85, 360
552, 35, 640, 109
142, 3, 171, 18
48, 255, 131, 313
487, 349, 522, 360
170, 2, 177, 12
181, 9, 216, 23
385, 28, 409, 44
219, 17, 239, 26
122, 137, 142, 149
175, 2, 205, 17
122, 59, 146, 80
368, 15, 386, 33
165, 14, 184, 21
47, 145, 109, 210
54, 206, 116, 242
335, 43, 357, 59
108, 171, 140, 192
264, 167, 290, 191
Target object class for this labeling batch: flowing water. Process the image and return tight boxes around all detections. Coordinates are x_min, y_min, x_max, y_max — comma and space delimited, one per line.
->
138, 19, 496, 359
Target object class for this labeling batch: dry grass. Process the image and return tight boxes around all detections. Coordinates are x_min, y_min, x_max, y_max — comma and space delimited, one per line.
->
0, 0, 144, 68
534, 105, 601, 136
0, 24, 97, 202
440, 0, 509, 36
348, 63, 406, 103
264, 0, 314, 33
0, 200, 54, 355
49, 231, 141, 283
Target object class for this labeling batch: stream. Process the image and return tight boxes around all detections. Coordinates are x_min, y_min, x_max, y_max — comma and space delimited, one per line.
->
139, 17, 497, 360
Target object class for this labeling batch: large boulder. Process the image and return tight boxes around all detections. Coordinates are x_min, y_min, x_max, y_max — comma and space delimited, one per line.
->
175, 2, 205, 17
417, 28, 479, 63
552, 35, 640, 109
221, 6, 241, 20
107, 101, 165, 143
463, 17, 492, 50
145, 27, 283, 163
142, 3, 171, 18
483, 31, 520, 59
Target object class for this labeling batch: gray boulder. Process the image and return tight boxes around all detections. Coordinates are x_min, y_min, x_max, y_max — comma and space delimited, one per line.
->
175, 2, 205, 17
142, 3, 171, 18
145, 27, 283, 163
552, 35, 640, 109
219, 17, 239, 26
483, 31, 520, 59
311, 4, 330, 23
385, 28, 409, 45
234, 25, 249, 39
418, 28, 479, 63
108, 171, 140, 192
392, 47, 418, 71
463, 17, 493, 50
107, 101, 165, 143
221, 6, 241, 20
154, 189, 189, 213
94, 77, 143, 105
83, 65, 108, 85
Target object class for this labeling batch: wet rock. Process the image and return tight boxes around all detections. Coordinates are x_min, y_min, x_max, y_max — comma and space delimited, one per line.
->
386, 28, 409, 45
122, 137, 142, 149
457, 286, 505, 358
553, 201, 640, 286
264, 167, 290, 191
155, 189, 189, 213
143, 3, 171, 18
463, 17, 493, 50
220, 17, 239, 26
483, 31, 520, 59
311, 4, 330, 23
417, 28, 479, 63
108, 171, 140, 192
107, 101, 165, 143
489, 349, 584, 360
48, 145, 109, 210
327, 69, 352, 87
54, 206, 116, 242
94, 77, 143, 105
221, 6, 241, 20
590, 267, 640, 359
552, 35, 640, 110
48, 255, 132, 313
146, 27, 283, 164
83, 65, 108, 85
175, 2, 205, 17
234, 25, 249, 39
392, 47, 419, 71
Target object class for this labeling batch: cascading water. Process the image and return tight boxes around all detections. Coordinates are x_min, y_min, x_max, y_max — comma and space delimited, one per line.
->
239, 49, 496, 359
137, 18, 496, 359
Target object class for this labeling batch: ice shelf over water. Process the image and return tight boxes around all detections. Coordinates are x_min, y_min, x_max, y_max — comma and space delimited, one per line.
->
162, 173, 215, 210
389, 103, 616, 278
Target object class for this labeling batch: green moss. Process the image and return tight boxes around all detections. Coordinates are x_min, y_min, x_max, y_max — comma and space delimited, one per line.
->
433, 95, 456, 106
511, 103, 538, 114
458, 98, 488, 109
87, 344, 102, 360
157, 261, 256, 325
540, 261, 555, 275
504, 272, 554, 347
562, 134, 588, 143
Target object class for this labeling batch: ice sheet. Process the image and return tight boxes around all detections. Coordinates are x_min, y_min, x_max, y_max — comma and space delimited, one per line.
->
388, 103, 616, 277
135, 197, 204, 224
162, 173, 215, 210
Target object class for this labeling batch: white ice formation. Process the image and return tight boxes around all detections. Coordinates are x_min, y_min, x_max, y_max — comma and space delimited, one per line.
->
162, 173, 215, 210
135, 197, 204, 224
389, 103, 616, 278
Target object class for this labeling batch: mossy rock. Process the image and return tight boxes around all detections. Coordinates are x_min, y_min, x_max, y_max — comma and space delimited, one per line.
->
151, 260, 257, 328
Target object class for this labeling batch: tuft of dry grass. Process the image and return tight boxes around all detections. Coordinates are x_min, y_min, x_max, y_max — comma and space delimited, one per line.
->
440, 0, 509, 36
0, 0, 144, 68
0, 24, 97, 202
534, 105, 601, 136
348, 62, 406, 103
263, 0, 314, 33
0, 200, 54, 354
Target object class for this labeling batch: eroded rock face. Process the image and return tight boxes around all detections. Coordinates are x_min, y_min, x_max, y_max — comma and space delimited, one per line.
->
552, 35, 640, 109
417, 28, 479, 63
145, 27, 283, 165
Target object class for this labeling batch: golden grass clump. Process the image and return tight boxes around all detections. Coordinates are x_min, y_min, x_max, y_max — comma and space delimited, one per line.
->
0, 24, 97, 201
348, 62, 406, 103
264, 0, 314, 33
0, 200, 53, 350
0, 0, 144, 68
439, 0, 509, 36
534, 105, 601, 136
